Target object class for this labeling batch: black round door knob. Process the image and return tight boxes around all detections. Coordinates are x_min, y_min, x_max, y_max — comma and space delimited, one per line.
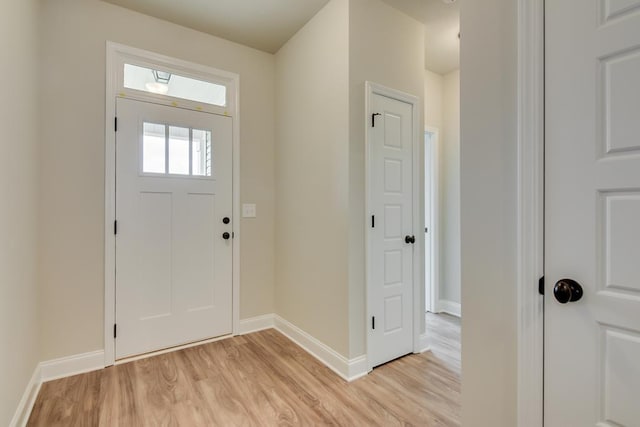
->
405, 235, 416, 244
223, 217, 230, 224
222, 232, 231, 240
553, 279, 583, 304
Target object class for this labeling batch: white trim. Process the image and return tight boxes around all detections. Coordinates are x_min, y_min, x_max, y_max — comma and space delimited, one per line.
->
417, 333, 431, 354
364, 82, 423, 371
104, 42, 241, 365
40, 350, 105, 382
411, 87, 424, 360
238, 314, 275, 334
516, 0, 545, 426
104, 42, 117, 367
9, 313, 368, 424
424, 126, 440, 314
231, 77, 241, 337
437, 299, 462, 318
108, 43, 236, 116
273, 315, 368, 382
9, 365, 41, 427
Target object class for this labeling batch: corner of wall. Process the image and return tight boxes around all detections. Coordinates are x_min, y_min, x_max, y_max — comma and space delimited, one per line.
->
1, 0, 44, 424
460, 0, 519, 424
273, 0, 351, 358
348, 0, 427, 359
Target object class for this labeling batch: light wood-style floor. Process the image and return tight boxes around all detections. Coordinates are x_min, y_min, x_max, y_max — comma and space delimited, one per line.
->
28, 314, 460, 426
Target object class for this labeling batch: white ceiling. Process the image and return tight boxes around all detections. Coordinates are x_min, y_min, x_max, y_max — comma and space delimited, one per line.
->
101, 0, 459, 74
101, 0, 330, 54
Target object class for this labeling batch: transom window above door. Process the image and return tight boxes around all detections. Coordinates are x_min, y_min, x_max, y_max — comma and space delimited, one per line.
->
124, 63, 227, 107
142, 122, 212, 177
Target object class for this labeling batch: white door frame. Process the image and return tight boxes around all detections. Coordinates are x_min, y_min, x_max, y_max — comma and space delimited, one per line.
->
103, 42, 241, 366
424, 126, 440, 314
515, 0, 544, 425
365, 81, 424, 371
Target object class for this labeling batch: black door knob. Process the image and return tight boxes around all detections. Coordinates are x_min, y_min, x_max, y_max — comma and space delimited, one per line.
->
553, 279, 583, 304
222, 217, 230, 224
222, 232, 231, 240
405, 235, 415, 244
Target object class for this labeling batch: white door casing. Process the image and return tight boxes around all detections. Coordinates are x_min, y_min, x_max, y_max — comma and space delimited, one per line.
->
424, 131, 432, 313
368, 91, 416, 368
104, 43, 240, 366
115, 98, 233, 359
424, 128, 439, 314
545, 2, 640, 426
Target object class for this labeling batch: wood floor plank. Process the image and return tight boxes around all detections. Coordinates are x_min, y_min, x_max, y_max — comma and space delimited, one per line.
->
217, 341, 305, 425
28, 313, 461, 426
244, 332, 378, 426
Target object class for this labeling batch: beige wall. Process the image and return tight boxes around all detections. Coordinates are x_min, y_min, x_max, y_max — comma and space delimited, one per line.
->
348, 0, 425, 357
274, 0, 425, 359
39, 0, 276, 360
461, 0, 518, 425
424, 69, 444, 129
274, 0, 351, 357
0, 0, 41, 423
36, 0, 425, 368
2, 0, 524, 423
441, 69, 460, 305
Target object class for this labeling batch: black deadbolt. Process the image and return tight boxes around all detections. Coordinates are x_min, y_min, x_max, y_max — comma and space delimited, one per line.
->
223, 217, 230, 224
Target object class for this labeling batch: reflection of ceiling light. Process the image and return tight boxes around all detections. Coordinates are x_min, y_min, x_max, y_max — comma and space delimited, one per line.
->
145, 82, 169, 94
145, 69, 172, 94
152, 70, 172, 84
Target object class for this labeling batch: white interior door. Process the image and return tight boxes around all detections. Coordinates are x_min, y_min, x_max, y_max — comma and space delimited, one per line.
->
115, 98, 233, 359
546, 2, 640, 426
369, 92, 414, 368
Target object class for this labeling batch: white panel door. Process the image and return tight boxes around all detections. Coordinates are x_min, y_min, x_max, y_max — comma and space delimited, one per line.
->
369, 93, 414, 368
546, 2, 640, 426
115, 98, 233, 359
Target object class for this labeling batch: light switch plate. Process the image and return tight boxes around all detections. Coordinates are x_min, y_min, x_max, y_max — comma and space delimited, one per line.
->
242, 203, 256, 218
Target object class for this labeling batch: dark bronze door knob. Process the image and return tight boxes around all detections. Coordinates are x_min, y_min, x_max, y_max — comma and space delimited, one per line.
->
553, 279, 583, 304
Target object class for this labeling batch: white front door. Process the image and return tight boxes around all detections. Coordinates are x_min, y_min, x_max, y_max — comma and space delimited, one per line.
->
545, 2, 640, 426
115, 98, 233, 359
369, 92, 415, 368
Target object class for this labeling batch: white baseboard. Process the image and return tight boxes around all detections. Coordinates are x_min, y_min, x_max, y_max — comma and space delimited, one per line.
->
238, 314, 275, 334
40, 350, 105, 382
9, 365, 42, 427
10, 314, 372, 425
273, 315, 368, 382
10, 350, 104, 426
437, 299, 462, 317
346, 355, 369, 381
239, 313, 368, 381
